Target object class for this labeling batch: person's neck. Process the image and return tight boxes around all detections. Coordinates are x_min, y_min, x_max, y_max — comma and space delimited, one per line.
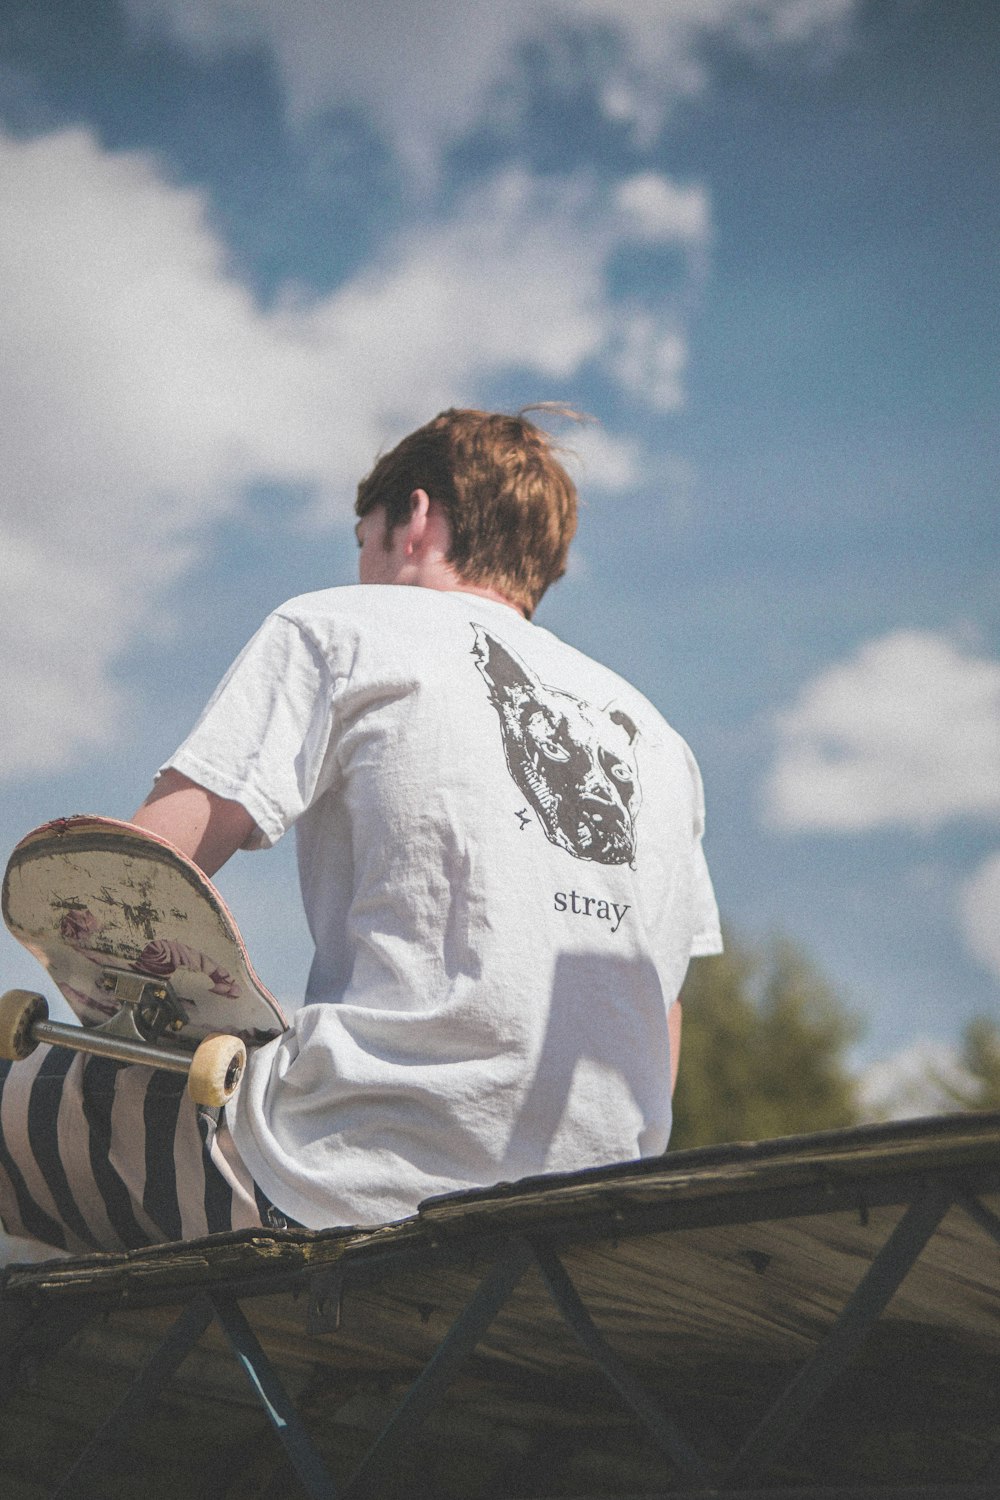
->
405, 563, 527, 618
437, 578, 526, 617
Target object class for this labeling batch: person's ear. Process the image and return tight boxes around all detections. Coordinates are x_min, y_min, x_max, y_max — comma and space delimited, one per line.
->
404, 489, 431, 554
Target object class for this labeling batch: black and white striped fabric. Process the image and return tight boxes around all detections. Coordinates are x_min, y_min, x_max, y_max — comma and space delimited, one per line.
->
0, 1046, 291, 1254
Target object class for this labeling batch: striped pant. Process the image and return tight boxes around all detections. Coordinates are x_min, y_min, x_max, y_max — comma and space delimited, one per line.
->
0, 1044, 293, 1255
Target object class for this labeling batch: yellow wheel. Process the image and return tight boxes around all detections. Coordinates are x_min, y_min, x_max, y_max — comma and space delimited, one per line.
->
188, 1033, 247, 1107
0, 989, 48, 1062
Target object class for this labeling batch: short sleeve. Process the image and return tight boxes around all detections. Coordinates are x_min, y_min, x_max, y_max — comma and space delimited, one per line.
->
162, 613, 338, 849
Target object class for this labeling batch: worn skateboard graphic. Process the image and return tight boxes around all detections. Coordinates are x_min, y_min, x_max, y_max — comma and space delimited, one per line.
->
0, 815, 287, 1105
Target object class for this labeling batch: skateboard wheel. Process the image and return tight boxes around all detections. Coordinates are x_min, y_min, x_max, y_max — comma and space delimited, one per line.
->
0, 989, 49, 1062
188, 1033, 247, 1107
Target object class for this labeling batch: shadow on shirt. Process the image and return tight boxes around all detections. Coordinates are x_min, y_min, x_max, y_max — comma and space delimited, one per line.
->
504, 950, 673, 1173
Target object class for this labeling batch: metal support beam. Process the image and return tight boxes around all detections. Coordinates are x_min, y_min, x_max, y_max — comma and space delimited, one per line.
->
343, 1237, 534, 1500
210, 1292, 338, 1500
723, 1182, 952, 1485
531, 1242, 712, 1489
959, 1193, 1000, 1249
51, 1294, 215, 1497
959, 1182, 1000, 1485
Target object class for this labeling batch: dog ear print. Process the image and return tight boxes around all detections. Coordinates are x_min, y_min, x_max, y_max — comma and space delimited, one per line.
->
472, 627, 539, 702
608, 708, 638, 744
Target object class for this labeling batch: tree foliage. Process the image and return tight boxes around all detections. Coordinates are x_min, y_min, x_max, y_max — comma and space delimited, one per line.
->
941, 1016, 1000, 1112
670, 930, 862, 1151
962, 1017, 1000, 1108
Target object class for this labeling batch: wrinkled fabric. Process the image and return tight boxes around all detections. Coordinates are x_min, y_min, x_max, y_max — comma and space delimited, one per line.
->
166, 586, 722, 1231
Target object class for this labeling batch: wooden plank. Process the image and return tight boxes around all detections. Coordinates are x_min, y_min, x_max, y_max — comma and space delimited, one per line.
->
4, 1113, 997, 1312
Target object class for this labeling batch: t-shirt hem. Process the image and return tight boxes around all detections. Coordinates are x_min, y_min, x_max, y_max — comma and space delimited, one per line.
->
225, 1098, 345, 1231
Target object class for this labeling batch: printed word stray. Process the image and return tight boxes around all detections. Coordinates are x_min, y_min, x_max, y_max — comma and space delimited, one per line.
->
554, 891, 630, 934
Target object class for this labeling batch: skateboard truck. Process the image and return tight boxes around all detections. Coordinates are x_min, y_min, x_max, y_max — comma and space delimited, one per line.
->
95, 969, 189, 1044
0, 984, 247, 1107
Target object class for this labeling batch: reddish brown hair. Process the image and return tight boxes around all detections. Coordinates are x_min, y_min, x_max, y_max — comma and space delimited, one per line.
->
354, 408, 578, 616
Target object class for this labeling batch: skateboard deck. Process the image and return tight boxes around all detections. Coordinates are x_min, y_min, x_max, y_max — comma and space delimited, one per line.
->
1, 816, 286, 1099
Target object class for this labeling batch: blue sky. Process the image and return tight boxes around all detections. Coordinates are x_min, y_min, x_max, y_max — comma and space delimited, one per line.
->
1, 0, 998, 1103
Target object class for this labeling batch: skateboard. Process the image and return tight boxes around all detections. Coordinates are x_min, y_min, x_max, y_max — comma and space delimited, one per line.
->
0, 816, 287, 1106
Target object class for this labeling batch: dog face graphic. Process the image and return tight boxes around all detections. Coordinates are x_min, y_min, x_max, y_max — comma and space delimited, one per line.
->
472, 628, 641, 865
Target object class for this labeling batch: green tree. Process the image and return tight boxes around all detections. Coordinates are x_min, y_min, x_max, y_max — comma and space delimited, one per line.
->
938, 1016, 1000, 1112
670, 930, 862, 1150
962, 1017, 1000, 1108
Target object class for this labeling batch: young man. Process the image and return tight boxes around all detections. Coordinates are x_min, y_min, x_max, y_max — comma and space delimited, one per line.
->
0, 408, 721, 1253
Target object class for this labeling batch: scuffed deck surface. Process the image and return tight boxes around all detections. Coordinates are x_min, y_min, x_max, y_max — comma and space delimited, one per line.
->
1, 1113, 998, 1498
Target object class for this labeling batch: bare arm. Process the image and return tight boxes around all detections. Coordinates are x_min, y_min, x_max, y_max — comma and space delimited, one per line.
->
131, 769, 258, 877
669, 1000, 683, 1096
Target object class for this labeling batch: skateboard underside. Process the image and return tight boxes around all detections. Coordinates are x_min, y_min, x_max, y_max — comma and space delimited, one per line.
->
2, 818, 286, 1101
3, 817, 285, 1048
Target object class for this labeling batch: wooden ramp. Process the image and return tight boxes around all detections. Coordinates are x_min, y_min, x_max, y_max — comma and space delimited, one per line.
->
1, 1113, 998, 1498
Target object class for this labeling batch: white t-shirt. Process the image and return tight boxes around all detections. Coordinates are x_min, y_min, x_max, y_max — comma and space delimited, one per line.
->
166, 585, 722, 1229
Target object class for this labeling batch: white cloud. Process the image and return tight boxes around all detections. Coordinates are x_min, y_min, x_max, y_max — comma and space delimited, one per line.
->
122, 0, 859, 169
284, 165, 705, 507
614, 173, 710, 244
764, 631, 1000, 832
958, 853, 1000, 985
559, 425, 643, 492
0, 127, 309, 780
1, 128, 695, 780
610, 318, 689, 412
